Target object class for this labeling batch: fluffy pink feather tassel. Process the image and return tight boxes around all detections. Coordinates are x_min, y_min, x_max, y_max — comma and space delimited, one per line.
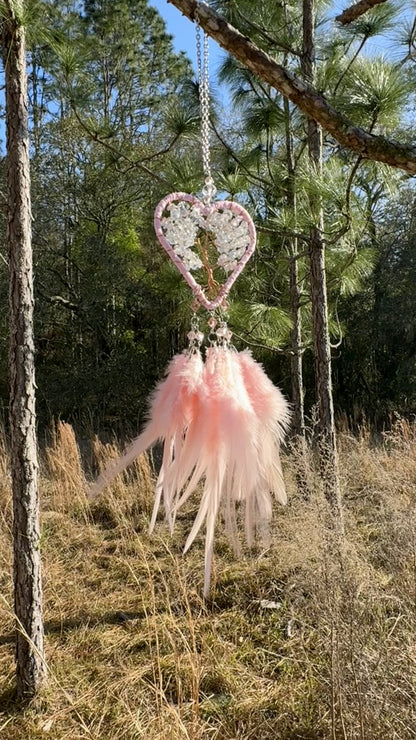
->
89, 345, 290, 598
238, 350, 290, 503
169, 346, 261, 595
167, 347, 291, 594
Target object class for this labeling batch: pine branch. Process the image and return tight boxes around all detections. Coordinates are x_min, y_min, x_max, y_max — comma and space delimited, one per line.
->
70, 102, 172, 186
232, 3, 301, 57
256, 225, 310, 244
335, 0, 388, 26
231, 329, 293, 355
211, 120, 271, 187
168, 0, 416, 174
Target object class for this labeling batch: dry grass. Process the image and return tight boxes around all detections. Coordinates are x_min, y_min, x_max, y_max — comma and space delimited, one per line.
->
1, 421, 416, 738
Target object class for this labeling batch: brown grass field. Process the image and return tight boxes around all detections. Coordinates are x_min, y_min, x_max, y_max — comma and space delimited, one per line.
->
1, 420, 416, 739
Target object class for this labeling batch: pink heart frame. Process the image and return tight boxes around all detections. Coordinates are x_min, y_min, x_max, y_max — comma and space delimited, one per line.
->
154, 192, 256, 311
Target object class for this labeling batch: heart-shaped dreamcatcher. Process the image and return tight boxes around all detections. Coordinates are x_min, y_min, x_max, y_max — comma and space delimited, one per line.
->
154, 192, 256, 310
90, 10, 290, 598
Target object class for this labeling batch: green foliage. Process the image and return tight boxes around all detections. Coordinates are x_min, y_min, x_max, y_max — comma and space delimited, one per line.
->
336, 57, 412, 128
1, 0, 415, 433
327, 246, 377, 296
231, 301, 293, 345
336, 189, 416, 423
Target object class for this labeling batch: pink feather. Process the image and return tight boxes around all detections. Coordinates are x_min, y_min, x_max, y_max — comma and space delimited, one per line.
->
178, 346, 260, 595
238, 350, 291, 506
89, 344, 290, 599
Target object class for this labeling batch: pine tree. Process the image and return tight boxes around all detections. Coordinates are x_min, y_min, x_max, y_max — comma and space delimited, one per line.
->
1, 0, 45, 699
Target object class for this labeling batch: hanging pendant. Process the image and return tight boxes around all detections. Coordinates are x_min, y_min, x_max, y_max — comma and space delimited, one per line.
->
89, 18, 291, 599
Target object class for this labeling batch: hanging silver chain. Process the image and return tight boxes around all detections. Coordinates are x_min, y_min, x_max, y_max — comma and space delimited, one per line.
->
195, 7, 216, 203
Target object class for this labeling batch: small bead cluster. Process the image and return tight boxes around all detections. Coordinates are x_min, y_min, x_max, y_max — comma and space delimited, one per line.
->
187, 328, 205, 345
187, 313, 233, 353
187, 313, 204, 352
215, 322, 233, 343
161, 201, 250, 274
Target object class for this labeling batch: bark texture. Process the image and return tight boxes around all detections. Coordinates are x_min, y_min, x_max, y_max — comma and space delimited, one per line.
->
2, 0, 45, 699
302, 0, 344, 525
168, 0, 416, 174
289, 252, 304, 437
283, 98, 305, 440
336, 0, 387, 25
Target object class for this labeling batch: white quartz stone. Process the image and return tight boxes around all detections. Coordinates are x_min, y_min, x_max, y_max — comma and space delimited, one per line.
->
161, 201, 250, 273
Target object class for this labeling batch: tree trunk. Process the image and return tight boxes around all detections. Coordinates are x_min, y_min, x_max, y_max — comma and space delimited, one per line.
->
289, 251, 305, 436
2, 0, 45, 699
282, 96, 312, 493
283, 97, 305, 439
302, 0, 343, 525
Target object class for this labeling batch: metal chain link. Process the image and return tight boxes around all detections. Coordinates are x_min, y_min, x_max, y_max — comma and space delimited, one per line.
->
195, 6, 216, 203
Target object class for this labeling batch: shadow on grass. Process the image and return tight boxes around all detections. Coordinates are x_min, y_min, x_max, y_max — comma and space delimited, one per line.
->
0, 609, 146, 711
0, 685, 19, 712
0, 608, 145, 648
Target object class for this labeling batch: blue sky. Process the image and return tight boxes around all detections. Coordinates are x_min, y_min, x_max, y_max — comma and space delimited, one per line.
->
149, 0, 198, 67
149, 0, 409, 66
149, 0, 227, 74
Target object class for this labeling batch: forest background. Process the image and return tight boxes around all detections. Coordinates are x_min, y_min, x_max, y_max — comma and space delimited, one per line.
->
1, 1, 416, 737
1, 0, 415, 440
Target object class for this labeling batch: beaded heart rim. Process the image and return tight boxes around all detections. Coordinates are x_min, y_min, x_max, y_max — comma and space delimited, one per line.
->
154, 192, 256, 311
